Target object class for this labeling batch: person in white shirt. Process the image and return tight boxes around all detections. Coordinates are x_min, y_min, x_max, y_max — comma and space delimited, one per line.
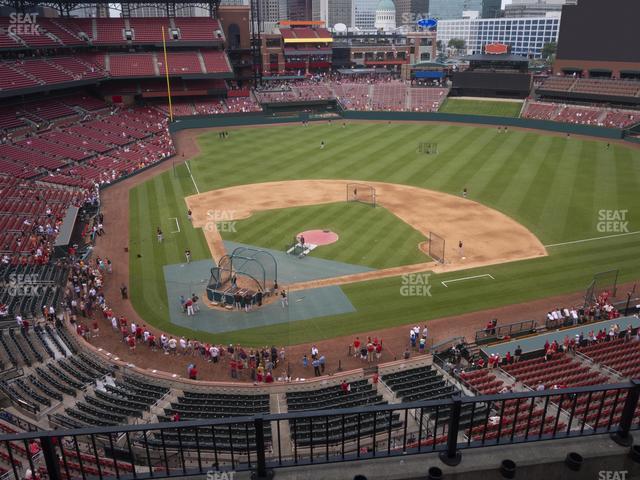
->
130, 322, 137, 335
111, 316, 118, 330
210, 345, 219, 363
15, 315, 23, 328
179, 337, 187, 354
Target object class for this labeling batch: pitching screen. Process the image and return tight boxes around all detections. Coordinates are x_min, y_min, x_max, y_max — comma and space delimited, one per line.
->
556, 0, 640, 63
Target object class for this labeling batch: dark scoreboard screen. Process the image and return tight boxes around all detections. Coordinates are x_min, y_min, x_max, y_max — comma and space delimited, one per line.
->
556, 0, 640, 63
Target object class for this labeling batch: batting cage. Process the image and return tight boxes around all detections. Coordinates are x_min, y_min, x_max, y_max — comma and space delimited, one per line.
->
209, 247, 278, 291
584, 269, 619, 307
429, 231, 446, 264
347, 183, 376, 207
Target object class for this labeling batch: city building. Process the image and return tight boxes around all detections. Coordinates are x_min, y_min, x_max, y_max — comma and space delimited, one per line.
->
332, 28, 435, 69
354, 0, 377, 30
436, 12, 561, 58
395, 0, 429, 26
261, 21, 333, 74
504, 0, 575, 18
428, 0, 501, 20
288, 0, 313, 20
374, 0, 396, 32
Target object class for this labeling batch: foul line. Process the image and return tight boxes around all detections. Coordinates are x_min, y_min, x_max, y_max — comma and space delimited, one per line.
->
169, 217, 180, 234
544, 230, 640, 248
184, 160, 200, 194
441, 274, 494, 288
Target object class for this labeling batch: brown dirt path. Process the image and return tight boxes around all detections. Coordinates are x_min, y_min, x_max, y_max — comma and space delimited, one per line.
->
88, 121, 639, 384
185, 179, 547, 289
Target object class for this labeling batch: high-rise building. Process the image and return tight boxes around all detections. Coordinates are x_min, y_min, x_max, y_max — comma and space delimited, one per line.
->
354, 0, 378, 30
288, 0, 312, 20
328, 0, 355, 28
436, 12, 561, 58
395, 0, 428, 26
505, 0, 575, 18
429, 0, 501, 20
260, 0, 288, 30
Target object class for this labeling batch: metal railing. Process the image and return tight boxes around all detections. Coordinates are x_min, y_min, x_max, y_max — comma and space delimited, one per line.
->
475, 320, 537, 345
0, 381, 639, 479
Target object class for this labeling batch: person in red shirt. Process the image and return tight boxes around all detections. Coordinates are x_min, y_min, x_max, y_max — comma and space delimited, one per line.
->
128, 335, 136, 352
341, 380, 349, 394
505, 351, 512, 364
92, 320, 99, 338
172, 412, 180, 422
135, 325, 143, 341
148, 334, 156, 351
353, 337, 361, 357
188, 364, 197, 380
265, 372, 273, 383
375, 343, 383, 361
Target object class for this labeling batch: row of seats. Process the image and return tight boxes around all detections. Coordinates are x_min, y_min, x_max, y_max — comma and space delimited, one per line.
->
522, 101, 639, 128
578, 337, 640, 380
540, 76, 640, 99
0, 16, 223, 47
0, 50, 231, 94
286, 380, 397, 447
254, 79, 448, 112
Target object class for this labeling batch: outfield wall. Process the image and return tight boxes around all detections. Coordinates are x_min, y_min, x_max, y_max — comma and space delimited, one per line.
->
169, 110, 625, 140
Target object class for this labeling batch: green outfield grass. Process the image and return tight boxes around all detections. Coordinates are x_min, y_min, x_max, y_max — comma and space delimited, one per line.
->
220, 202, 429, 269
129, 122, 640, 346
439, 98, 523, 117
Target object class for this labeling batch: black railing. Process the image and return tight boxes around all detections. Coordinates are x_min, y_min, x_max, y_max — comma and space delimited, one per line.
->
475, 319, 537, 345
1, 381, 639, 479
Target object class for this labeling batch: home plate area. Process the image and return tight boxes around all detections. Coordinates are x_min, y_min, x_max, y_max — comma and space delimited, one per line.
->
287, 229, 339, 258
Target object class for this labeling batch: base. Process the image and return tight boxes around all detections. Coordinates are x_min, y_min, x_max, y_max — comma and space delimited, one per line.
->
610, 431, 634, 447
439, 451, 462, 466
251, 469, 275, 480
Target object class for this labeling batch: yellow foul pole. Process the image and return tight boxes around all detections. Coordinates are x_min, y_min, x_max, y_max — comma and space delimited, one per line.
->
161, 26, 174, 122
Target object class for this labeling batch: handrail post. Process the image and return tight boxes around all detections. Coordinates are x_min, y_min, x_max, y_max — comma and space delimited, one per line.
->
439, 396, 462, 466
252, 417, 273, 479
611, 380, 640, 446
41, 436, 61, 480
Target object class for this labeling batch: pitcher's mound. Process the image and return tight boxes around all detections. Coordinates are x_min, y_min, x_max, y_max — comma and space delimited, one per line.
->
298, 229, 339, 246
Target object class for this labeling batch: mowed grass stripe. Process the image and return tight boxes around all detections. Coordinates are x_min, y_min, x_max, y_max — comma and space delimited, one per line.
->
538, 137, 582, 241
493, 133, 553, 216
467, 131, 532, 204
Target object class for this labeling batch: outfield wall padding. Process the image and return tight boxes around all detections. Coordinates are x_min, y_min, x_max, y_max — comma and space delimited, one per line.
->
169, 111, 625, 140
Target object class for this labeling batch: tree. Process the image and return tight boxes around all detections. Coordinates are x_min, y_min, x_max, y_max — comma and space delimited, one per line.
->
447, 38, 466, 51
541, 41, 557, 60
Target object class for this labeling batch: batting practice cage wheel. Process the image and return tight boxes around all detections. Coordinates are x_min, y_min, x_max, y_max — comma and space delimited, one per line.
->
347, 183, 376, 207
429, 231, 446, 264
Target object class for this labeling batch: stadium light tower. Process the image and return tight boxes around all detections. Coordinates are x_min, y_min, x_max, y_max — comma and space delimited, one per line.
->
250, 0, 263, 85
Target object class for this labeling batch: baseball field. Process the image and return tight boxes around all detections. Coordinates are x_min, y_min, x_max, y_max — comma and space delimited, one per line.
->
127, 121, 640, 347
